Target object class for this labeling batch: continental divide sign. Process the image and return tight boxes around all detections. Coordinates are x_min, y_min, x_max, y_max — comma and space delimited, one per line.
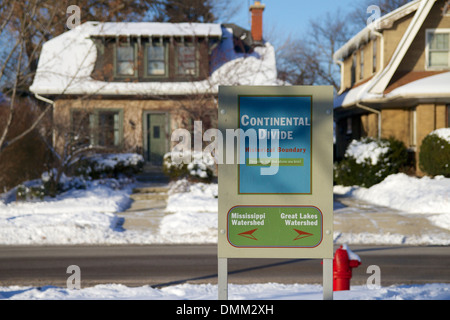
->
218, 86, 334, 259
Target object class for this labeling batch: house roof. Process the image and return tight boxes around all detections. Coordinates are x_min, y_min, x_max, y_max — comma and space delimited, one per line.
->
333, 0, 421, 62
86, 21, 223, 37
334, 0, 450, 109
29, 22, 278, 97
335, 71, 450, 108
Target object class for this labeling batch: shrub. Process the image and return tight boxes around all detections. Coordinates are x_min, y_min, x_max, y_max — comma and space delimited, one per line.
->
419, 129, 450, 177
334, 137, 409, 187
163, 151, 215, 182
73, 153, 144, 179
16, 184, 45, 202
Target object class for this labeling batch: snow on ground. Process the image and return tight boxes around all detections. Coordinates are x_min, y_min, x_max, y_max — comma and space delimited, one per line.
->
0, 179, 135, 245
1, 282, 449, 300
0, 173, 449, 245
334, 173, 450, 229
162, 179, 218, 243
0, 173, 449, 300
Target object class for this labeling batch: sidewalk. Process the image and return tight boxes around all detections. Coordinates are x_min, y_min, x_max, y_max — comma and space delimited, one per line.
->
333, 194, 450, 244
118, 167, 450, 245
117, 164, 170, 232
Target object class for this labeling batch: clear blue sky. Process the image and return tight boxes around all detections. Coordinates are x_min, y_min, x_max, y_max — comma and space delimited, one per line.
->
227, 0, 359, 41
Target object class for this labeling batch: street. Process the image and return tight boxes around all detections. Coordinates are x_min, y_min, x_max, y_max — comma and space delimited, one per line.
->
0, 245, 448, 288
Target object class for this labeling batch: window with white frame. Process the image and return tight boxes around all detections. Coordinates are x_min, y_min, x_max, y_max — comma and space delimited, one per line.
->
426, 29, 450, 69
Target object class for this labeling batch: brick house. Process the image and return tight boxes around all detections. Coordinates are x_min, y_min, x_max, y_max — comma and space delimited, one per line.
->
30, 1, 277, 165
333, 0, 450, 174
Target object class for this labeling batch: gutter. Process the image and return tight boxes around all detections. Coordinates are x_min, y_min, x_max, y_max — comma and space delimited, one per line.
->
356, 102, 381, 139
34, 93, 54, 106
34, 93, 56, 147
352, 26, 383, 140
335, 59, 345, 95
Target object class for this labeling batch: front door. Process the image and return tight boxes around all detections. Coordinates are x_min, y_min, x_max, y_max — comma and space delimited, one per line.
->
145, 113, 167, 165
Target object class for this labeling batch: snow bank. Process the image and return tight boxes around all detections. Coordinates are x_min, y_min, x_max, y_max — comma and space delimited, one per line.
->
0, 180, 133, 245
162, 180, 218, 243
334, 173, 450, 235
1, 283, 449, 300
340, 173, 450, 215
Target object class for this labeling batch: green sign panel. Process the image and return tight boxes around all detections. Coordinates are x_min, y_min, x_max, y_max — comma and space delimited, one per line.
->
227, 206, 323, 248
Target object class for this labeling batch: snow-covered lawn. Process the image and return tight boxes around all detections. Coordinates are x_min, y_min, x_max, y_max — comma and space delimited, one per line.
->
0, 173, 449, 300
0, 173, 449, 245
1, 282, 449, 300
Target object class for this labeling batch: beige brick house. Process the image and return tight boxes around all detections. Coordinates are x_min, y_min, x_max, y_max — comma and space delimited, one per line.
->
30, 1, 276, 165
334, 0, 450, 174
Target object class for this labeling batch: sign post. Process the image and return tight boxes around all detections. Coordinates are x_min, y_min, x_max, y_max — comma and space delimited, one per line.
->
218, 85, 334, 300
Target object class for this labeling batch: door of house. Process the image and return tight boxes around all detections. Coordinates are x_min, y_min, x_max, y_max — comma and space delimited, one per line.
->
145, 113, 167, 165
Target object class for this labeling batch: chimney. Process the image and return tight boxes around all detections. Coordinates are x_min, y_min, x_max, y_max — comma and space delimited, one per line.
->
249, 1, 265, 43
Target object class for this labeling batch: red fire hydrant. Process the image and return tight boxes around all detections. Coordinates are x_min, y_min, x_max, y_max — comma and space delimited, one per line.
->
333, 244, 361, 291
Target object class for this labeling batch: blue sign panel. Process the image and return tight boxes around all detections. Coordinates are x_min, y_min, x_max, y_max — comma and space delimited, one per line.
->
238, 96, 312, 194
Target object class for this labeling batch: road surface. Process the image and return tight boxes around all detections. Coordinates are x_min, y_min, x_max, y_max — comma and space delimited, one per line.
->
0, 245, 448, 288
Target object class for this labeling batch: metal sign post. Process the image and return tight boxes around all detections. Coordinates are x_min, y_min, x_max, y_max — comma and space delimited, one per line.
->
218, 85, 334, 300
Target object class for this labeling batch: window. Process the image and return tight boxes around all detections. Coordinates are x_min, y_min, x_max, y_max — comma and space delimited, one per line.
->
447, 105, 450, 127
443, 1, 450, 17
98, 111, 121, 147
71, 109, 123, 148
176, 44, 198, 76
346, 118, 352, 135
71, 110, 95, 146
360, 48, 364, 80
351, 54, 356, 86
426, 30, 450, 69
146, 43, 167, 77
409, 108, 417, 148
116, 45, 136, 76
373, 39, 377, 73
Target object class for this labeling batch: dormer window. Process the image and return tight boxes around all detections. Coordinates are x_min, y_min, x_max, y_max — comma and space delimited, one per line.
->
146, 41, 168, 77
176, 43, 198, 76
116, 43, 137, 77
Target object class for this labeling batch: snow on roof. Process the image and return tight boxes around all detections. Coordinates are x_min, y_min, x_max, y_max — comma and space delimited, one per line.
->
386, 72, 450, 98
87, 21, 222, 37
335, 71, 450, 108
29, 22, 278, 96
333, 0, 421, 61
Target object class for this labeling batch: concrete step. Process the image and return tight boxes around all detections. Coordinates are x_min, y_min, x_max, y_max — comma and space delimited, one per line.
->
136, 163, 169, 183
132, 186, 169, 194
119, 212, 166, 232
130, 192, 168, 201
126, 199, 167, 211
136, 174, 169, 184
